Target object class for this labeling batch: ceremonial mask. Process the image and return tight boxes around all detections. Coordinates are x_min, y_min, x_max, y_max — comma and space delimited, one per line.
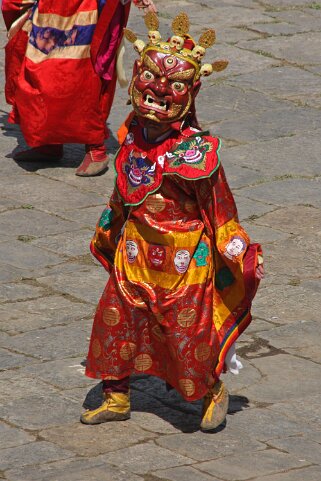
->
124, 12, 228, 126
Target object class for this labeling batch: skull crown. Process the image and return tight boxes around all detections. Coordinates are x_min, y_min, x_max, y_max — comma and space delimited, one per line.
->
123, 11, 229, 78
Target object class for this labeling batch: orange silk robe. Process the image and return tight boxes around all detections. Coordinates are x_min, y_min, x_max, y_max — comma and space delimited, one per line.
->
86, 122, 262, 401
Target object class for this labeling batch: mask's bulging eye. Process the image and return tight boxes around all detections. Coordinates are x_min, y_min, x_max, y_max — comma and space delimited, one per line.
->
141, 70, 155, 81
164, 56, 177, 69
172, 81, 185, 92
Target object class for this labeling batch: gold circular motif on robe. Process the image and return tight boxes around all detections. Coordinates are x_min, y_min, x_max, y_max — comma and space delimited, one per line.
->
102, 307, 120, 326
120, 342, 137, 360
134, 353, 153, 371
145, 194, 166, 213
151, 324, 166, 342
195, 342, 211, 362
179, 378, 195, 397
177, 308, 196, 327
92, 338, 102, 359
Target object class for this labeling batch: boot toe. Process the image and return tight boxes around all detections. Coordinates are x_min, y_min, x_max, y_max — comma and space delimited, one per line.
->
200, 381, 229, 431
75, 153, 109, 177
80, 393, 131, 425
80, 407, 130, 425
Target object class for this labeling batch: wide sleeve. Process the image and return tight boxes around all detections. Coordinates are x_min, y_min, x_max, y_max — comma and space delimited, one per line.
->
90, 188, 129, 272
194, 165, 263, 377
195, 165, 262, 295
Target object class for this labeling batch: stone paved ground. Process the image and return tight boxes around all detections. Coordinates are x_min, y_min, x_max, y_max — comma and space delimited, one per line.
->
0, 1, 321, 480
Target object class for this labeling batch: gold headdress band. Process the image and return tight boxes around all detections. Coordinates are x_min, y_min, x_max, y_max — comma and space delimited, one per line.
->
124, 12, 228, 79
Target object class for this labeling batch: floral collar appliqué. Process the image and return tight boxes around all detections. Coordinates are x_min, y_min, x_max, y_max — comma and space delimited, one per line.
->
115, 126, 221, 205
167, 136, 212, 167
164, 134, 220, 180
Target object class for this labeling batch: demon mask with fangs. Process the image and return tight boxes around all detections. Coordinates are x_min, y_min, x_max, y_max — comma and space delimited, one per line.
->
124, 12, 228, 129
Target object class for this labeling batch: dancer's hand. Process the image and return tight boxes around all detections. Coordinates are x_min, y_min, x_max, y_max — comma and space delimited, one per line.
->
133, 0, 158, 13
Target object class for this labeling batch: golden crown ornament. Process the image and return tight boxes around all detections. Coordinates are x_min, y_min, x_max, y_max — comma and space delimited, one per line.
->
123, 11, 228, 79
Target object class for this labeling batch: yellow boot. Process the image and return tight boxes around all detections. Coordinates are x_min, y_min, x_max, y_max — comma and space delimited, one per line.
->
200, 380, 229, 431
80, 392, 130, 425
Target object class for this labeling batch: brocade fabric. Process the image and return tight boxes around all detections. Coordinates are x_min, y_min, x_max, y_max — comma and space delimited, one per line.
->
86, 122, 262, 401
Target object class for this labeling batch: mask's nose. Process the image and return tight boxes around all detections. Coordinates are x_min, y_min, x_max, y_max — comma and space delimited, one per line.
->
152, 77, 170, 96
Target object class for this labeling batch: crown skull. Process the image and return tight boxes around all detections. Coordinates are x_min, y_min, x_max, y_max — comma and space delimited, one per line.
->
123, 11, 229, 78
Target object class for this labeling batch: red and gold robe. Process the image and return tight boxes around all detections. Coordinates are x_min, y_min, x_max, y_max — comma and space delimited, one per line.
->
86, 121, 262, 401
2, 0, 130, 146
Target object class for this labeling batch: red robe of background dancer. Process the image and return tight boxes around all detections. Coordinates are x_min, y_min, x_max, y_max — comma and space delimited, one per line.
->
3, 1, 131, 147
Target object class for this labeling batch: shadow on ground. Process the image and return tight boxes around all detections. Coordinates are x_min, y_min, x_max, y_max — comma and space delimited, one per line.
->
82, 375, 250, 433
0, 112, 119, 172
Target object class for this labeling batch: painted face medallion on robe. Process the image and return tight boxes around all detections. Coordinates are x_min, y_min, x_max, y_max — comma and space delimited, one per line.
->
126, 240, 139, 263
148, 245, 166, 269
174, 249, 191, 274
224, 236, 246, 260
130, 50, 197, 124
193, 241, 209, 267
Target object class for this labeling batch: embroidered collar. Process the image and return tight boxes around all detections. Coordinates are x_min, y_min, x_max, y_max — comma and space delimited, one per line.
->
115, 124, 221, 206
